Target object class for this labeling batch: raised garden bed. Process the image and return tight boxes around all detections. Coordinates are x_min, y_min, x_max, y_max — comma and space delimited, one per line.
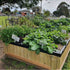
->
4, 40, 70, 70
1, 18, 70, 70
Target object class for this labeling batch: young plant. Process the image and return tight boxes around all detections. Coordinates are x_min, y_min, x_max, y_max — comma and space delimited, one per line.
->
23, 30, 58, 54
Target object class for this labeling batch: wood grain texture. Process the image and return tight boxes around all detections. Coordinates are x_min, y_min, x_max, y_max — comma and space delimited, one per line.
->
6, 53, 50, 69
4, 42, 70, 70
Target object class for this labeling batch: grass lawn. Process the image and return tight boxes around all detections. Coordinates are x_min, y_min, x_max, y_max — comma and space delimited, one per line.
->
0, 16, 9, 27
62, 52, 70, 70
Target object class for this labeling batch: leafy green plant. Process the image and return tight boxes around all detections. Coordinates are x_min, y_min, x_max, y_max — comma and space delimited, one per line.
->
18, 17, 38, 28
0, 25, 35, 45
31, 16, 44, 26
23, 30, 58, 54
0, 26, 25, 44
67, 26, 70, 32
58, 18, 70, 26
21, 25, 36, 34
47, 30, 68, 45
43, 10, 50, 17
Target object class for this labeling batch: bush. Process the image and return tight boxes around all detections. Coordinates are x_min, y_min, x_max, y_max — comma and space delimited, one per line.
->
9, 17, 37, 28
44, 10, 50, 17
58, 18, 70, 25
0, 25, 34, 44
31, 16, 44, 26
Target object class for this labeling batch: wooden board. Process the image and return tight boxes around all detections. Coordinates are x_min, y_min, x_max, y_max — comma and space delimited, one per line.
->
4, 42, 70, 70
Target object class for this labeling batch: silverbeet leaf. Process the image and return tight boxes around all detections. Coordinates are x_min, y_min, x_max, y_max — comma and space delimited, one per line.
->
47, 46, 54, 54
29, 41, 40, 51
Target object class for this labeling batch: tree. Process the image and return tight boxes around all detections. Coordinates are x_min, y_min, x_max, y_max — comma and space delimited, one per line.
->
0, 0, 41, 8
53, 2, 69, 17
58, 6, 69, 17
44, 10, 50, 17
57, 2, 69, 10
2, 8, 11, 15
53, 11, 60, 17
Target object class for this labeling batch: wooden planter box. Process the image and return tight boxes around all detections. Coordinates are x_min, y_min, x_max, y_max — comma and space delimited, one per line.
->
4, 41, 70, 70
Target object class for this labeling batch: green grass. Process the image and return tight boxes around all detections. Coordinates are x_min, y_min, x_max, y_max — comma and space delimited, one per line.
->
2, 58, 35, 69
2, 53, 70, 70
62, 52, 70, 70
0, 16, 9, 27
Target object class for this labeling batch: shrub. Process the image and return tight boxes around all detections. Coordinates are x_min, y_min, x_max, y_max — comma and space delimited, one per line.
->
58, 18, 70, 25
0, 26, 25, 44
44, 10, 50, 17
0, 25, 35, 44
31, 16, 44, 26
9, 17, 38, 28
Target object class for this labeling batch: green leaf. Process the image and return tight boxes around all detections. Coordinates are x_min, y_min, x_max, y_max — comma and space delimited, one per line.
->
39, 39, 48, 45
23, 40, 30, 44
35, 49, 40, 54
29, 41, 40, 51
47, 46, 54, 54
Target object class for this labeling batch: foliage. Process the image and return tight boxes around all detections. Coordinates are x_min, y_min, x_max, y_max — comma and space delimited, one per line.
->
58, 18, 70, 25
58, 25, 70, 33
44, 10, 50, 17
32, 6, 41, 14
53, 11, 60, 17
0, 25, 34, 44
39, 20, 61, 32
67, 26, 70, 32
53, 2, 69, 17
31, 15, 44, 26
21, 25, 36, 35
62, 52, 70, 70
0, 0, 41, 8
10, 17, 38, 28
2, 8, 11, 15
1, 16, 70, 54
23, 30, 58, 54
47, 30, 68, 45
2, 57, 35, 69
0, 16, 9, 27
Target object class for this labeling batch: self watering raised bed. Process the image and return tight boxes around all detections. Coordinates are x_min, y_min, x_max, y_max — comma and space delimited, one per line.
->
4, 40, 70, 70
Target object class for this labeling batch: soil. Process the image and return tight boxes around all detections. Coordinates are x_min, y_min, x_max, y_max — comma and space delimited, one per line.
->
57, 44, 63, 50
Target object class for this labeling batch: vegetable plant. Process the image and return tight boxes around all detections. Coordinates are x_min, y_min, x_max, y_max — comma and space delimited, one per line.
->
47, 30, 68, 45
23, 30, 58, 54
0, 25, 35, 45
